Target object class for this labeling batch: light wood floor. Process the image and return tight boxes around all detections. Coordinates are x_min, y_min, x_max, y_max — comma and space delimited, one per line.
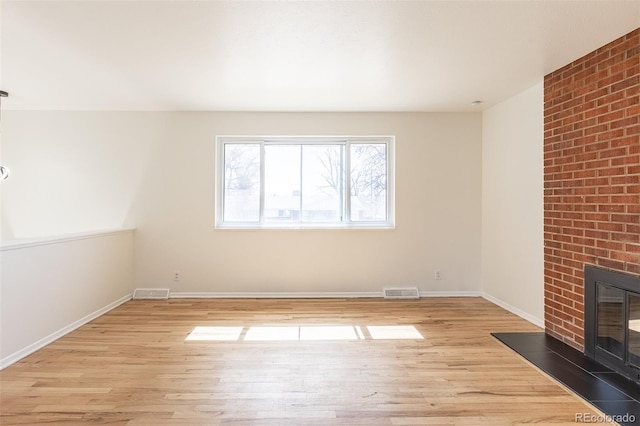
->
1, 298, 610, 425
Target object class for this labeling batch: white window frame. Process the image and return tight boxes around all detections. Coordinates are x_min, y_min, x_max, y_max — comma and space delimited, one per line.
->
215, 136, 395, 229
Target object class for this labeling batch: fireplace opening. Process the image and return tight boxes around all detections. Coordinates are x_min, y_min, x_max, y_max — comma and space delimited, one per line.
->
585, 265, 640, 384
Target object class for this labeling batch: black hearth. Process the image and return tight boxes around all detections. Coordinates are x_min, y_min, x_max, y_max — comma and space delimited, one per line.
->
585, 265, 640, 385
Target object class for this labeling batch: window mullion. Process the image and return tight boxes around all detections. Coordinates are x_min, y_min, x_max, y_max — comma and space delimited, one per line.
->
299, 145, 303, 223
259, 141, 265, 224
345, 141, 351, 224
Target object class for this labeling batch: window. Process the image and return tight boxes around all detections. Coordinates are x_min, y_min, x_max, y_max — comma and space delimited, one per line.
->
216, 136, 394, 229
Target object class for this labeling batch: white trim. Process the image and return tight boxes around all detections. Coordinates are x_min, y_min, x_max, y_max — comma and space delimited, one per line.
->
420, 291, 482, 298
0, 294, 132, 370
216, 136, 395, 230
0, 228, 135, 251
171, 292, 382, 299
216, 222, 396, 230
170, 291, 482, 299
482, 292, 544, 328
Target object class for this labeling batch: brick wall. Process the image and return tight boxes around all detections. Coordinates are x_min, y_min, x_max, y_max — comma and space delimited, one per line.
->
544, 28, 640, 350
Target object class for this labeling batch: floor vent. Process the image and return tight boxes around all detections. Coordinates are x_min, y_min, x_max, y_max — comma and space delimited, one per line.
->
383, 287, 420, 299
133, 288, 170, 300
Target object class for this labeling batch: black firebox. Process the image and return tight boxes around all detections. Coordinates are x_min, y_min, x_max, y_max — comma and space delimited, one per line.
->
585, 265, 640, 384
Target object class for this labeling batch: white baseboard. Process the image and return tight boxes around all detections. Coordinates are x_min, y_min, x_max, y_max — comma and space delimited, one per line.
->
0, 293, 132, 370
481, 292, 544, 328
170, 291, 482, 299
171, 291, 382, 299
420, 291, 482, 298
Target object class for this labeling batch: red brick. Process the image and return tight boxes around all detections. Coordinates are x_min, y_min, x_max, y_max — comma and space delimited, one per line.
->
574, 186, 597, 194
583, 237, 609, 249
609, 57, 638, 76
626, 224, 640, 234
584, 247, 609, 260
626, 103, 640, 116
584, 195, 610, 204
610, 36, 640, 56
563, 321, 584, 337
611, 214, 640, 224
597, 166, 626, 177
574, 203, 597, 212
572, 221, 596, 230
584, 87, 610, 103
626, 243, 640, 253
597, 185, 624, 194
574, 152, 599, 162
611, 194, 640, 204
584, 177, 610, 187
627, 264, 640, 275
596, 71, 625, 89
610, 136, 637, 148
595, 129, 625, 142
611, 75, 640, 93
597, 258, 625, 270
596, 222, 625, 232
611, 97, 637, 111
614, 119, 640, 134
610, 251, 640, 263
612, 155, 638, 166
544, 28, 639, 348
625, 85, 640, 98
596, 91, 625, 107
598, 204, 625, 213
584, 141, 611, 152
612, 232, 640, 243
585, 159, 610, 169
584, 212, 610, 221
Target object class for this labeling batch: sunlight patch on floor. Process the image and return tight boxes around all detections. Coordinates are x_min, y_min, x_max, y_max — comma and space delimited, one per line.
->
245, 326, 299, 341
185, 325, 424, 342
185, 326, 244, 341
300, 326, 359, 341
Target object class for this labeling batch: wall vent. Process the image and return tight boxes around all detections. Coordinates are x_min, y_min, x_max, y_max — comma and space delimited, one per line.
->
383, 287, 420, 299
133, 288, 170, 300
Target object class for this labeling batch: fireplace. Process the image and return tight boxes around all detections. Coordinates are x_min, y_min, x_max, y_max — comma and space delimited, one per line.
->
585, 265, 640, 384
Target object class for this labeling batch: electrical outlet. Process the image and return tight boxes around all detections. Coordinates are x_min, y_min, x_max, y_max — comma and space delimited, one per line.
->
173, 271, 181, 281
435, 270, 442, 280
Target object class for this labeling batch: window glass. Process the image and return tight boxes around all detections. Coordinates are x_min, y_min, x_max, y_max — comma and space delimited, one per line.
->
301, 145, 343, 222
218, 137, 393, 229
350, 143, 387, 221
223, 143, 260, 222
264, 145, 301, 222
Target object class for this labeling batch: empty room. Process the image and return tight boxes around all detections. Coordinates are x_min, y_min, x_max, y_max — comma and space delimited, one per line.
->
1, 1, 639, 424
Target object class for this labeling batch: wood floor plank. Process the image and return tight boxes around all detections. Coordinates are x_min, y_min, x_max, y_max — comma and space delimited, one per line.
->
0, 298, 613, 425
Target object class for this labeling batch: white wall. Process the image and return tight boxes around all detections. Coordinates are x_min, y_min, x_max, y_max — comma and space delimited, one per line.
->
481, 82, 544, 326
0, 229, 134, 368
129, 112, 482, 295
1, 111, 159, 240
2, 110, 481, 295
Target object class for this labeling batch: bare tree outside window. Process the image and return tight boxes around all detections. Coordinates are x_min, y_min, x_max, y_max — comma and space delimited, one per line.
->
223, 144, 260, 221
316, 146, 343, 196
350, 144, 387, 221
314, 143, 387, 221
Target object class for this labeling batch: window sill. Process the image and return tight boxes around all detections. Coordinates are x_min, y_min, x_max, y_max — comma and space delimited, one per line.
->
215, 222, 395, 230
